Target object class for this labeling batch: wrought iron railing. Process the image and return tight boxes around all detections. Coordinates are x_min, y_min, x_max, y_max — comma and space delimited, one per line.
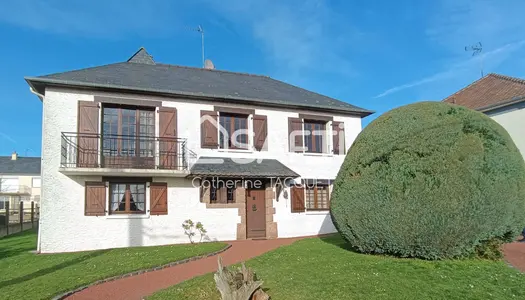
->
61, 132, 193, 170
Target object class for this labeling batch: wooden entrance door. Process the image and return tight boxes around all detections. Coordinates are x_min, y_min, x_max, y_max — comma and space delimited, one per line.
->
246, 189, 266, 239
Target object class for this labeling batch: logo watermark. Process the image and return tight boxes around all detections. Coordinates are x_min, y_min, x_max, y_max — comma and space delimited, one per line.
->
196, 114, 344, 166
191, 176, 325, 189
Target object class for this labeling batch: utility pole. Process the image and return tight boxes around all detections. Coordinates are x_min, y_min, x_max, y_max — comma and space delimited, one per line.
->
465, 42, 484, 78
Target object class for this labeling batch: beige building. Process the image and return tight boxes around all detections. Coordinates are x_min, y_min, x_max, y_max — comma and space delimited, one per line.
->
443, 73, 525, 160
0, 152, 41, 211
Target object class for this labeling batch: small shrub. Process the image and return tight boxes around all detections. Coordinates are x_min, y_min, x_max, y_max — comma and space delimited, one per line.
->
475, 238, 504, 260
330, 102, 525, 259
182, 219, 207, 243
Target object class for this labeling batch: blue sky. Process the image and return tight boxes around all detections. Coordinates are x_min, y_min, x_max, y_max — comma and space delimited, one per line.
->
1, 0, 525, 156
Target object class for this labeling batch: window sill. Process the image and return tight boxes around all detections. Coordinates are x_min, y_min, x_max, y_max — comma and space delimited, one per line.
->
217, 148, 254, 154
206, 203, 244, 209
305, 210, 330, 215
302, 152, 333, 157
106, 214, 150, 219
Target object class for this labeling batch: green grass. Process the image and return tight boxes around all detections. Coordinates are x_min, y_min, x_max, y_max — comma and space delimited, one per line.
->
0, 229, 227, 300
149, 235, 525, 300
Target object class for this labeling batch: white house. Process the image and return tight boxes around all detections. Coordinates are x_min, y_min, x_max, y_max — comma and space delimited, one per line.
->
26, 48, 372, 253
0, 153, 41, 211
443, 73, 525, 159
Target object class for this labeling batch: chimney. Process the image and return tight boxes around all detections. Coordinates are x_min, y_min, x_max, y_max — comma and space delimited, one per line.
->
204, 59, 215, 70
11, 151, 17, 160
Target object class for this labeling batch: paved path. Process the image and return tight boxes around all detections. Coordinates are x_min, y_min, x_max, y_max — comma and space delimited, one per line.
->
65, 237, 525, 300
67, 237, 303, 300
503, 242, 525, 272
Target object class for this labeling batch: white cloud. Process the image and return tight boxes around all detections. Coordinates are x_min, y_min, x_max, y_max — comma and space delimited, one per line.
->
427, 0, 525, 51
0, 0, 177, 37
200, 0, 361, 78
1, 0, 363, 81
374, 40, 525, 98
374, 0, 525, 99
0, 132, 17, 145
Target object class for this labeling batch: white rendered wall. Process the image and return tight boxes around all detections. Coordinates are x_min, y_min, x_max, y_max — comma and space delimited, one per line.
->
39, 87, 362, 252
487, 104, 525, 160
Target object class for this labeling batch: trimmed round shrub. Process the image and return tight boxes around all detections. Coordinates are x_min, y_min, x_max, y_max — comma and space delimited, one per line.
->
330, 101, 525, 260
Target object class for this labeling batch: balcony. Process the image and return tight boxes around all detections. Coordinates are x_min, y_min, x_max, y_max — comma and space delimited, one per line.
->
0, 185, 31, 195
60, 132, 196, 177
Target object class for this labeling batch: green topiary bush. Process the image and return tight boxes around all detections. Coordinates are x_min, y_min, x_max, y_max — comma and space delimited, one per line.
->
330, 101, 525, 260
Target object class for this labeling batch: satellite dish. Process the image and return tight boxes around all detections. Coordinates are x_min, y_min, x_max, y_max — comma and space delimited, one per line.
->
204, 59, 215, 70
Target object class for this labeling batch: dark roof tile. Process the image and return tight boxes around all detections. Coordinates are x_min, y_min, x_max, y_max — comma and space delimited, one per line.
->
25, 48, 372, 116
0, 156, 41, 175
127, 47, 156, 65
190, 157, 300, 178
443, 73, 525, 110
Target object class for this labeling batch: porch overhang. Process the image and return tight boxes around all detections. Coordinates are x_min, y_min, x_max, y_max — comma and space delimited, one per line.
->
189, 157, 300, 178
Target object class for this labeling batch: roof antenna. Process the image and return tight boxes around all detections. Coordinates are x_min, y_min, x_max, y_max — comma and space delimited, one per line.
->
465, 42, 483, 78
25, 148, 34, 156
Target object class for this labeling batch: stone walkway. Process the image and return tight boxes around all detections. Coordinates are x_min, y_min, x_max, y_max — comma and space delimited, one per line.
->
503, 241, 525, 272
66, 237, 303, 300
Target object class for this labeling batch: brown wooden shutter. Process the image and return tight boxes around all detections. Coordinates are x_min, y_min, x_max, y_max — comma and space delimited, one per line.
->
159, 107, 177, 169
253, 115, 268, 151
288, 117, 303, 152
332, 121, 345, 155
201, 110, 218, 148
150, 182, 168, 215
85, 182, 106, 216
291, 186, 305, 213
78, 101, 99, 167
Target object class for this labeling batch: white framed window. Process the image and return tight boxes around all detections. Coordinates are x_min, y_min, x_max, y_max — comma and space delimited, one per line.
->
219, 112, 250, 150
0, 196, 9, 209
1, 177, 19, 193
303, 120, 328, 154
289, 117, 332, 154
109, 182, 147, 214
32, 177, 41, 188
305, 185, 330, 210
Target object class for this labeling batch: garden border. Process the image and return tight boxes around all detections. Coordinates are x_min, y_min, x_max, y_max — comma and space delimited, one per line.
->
52, 243, 232, 300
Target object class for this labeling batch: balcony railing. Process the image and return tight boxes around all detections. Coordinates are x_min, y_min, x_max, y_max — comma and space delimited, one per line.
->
61, 132, 192, 171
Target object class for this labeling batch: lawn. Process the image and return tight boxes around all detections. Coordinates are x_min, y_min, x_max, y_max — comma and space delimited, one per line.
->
0, 229, 227, 300
149, 235, 525, 300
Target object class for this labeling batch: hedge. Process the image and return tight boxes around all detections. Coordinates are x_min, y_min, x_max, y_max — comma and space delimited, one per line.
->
330, 101, 525, 259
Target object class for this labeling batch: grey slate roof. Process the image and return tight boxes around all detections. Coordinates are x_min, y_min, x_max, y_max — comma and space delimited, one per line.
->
0, 157, 41, 175
190, 157, 300, 178
25, 48, 372, 116
128, 48, 156, 65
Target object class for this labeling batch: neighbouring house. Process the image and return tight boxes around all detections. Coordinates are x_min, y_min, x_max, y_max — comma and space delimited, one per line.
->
0, 152, 41, 211
443, 73, 525, 159
25, 48, 372, 253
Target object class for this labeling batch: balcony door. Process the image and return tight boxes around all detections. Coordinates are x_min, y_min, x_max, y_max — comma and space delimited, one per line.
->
102, 105, 155, 169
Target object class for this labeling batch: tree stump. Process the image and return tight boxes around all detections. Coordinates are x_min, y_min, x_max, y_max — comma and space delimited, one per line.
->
214, 256, 270, 300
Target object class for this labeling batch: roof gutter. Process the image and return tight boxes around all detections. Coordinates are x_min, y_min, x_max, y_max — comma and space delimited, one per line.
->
29, 87, 45, 101
25, 77, 374, 118
476, 95, 525, 113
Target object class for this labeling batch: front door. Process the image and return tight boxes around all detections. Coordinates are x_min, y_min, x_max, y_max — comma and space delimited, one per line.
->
246, 189, 266, 239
